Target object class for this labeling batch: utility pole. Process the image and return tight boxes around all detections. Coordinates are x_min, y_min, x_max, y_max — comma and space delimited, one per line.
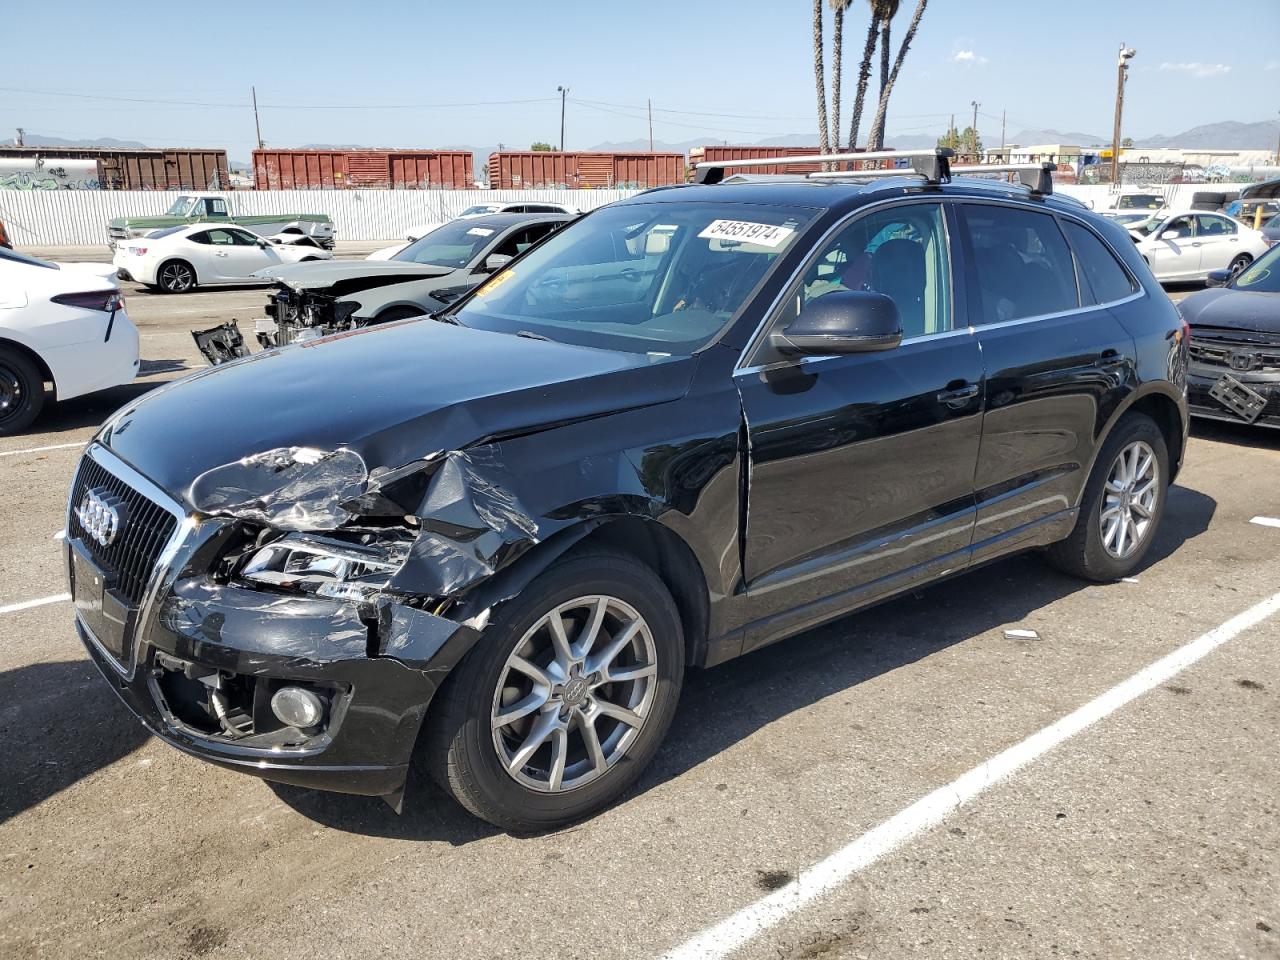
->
252, 86, 264, 150
1000, 110, 1006, 150
969, 101, 980, 161
648, 99, 654, 152
557, 86, 568, 151
1111, 44, 1136, 185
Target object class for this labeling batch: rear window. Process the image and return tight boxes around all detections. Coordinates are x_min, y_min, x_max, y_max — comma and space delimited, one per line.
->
147, 226, 185, 239
1061, 220, 1138, 305
961, 204, 1079, 324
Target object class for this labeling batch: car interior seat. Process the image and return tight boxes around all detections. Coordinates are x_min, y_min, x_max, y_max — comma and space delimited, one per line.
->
869, 239, 926, 337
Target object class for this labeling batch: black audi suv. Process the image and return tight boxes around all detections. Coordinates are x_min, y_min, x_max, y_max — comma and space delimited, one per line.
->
69, 154, 1189, 831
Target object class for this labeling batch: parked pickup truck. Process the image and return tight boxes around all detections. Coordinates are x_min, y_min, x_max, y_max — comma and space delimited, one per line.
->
107, 193, 335, 251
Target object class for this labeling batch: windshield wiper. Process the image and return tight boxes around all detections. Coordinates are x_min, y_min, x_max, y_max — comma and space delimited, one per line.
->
515, 330, 552, 341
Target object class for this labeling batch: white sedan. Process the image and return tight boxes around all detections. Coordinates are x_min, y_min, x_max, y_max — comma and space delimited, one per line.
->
113, 224, 332, 293
0, 248, 139, 434
1129, 210, 1270, 283
367, 201, 580, 260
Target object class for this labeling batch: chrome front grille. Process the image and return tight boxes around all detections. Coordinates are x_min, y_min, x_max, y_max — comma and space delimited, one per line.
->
1188, 336, 1280, 373
68, 451, 180, 607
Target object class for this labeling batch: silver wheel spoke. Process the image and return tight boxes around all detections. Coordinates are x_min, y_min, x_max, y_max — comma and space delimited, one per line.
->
1131, 500, 1152, 520
604, 660, 656, 684
586, 618, 641, 679
506, 710, 560, 774
579, 713, 607, 776
508, 654, 552, 688
573, 596, 609, 659
594, 699, 644, 729
546, 726, 569, 790
492, 688, 549, 730
546, 610, 574, 670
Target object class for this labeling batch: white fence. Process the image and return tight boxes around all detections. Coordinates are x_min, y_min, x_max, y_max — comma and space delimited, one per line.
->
0, 189, 641, 246
0, 182, 1255, 247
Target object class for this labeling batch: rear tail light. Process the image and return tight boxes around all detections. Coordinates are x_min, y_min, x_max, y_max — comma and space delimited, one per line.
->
132, 246, 148, 256
51, 290, 124, 312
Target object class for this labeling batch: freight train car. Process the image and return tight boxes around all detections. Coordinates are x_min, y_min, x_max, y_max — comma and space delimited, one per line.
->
0, 147, 229, 190
486, 152, 684, 189
252, 150, 474, 190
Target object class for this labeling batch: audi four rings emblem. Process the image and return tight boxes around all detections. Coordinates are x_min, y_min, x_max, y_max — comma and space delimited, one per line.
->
77, 487, 128, 547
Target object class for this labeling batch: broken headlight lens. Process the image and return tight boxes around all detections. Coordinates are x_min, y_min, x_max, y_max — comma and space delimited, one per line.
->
239, 533, 402, 602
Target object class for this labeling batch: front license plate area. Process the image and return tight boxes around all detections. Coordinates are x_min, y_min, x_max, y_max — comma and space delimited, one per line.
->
71, 540, 133, 661
1209, 375, 1267, 423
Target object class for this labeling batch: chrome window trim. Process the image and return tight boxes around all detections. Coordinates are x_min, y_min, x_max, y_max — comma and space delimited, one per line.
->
68, 443, 192, 678
734, 193, 958, 373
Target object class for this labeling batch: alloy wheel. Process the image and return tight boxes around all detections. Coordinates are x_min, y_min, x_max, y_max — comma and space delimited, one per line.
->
160, 262, 193, 292
491, 595, 658, 793
1099, 439, 1159, 560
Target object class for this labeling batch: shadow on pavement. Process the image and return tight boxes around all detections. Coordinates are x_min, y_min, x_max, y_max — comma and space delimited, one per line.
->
1191, 417, 1280, 452
285, 484, 1216, 838
0, 659, 150, 824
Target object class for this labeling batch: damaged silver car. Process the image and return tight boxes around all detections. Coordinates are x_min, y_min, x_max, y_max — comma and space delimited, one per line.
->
191, 212, 569, 365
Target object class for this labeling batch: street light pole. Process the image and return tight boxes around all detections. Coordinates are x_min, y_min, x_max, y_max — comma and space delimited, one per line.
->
557, 86, 568, 151
1111, 44, 1136, 186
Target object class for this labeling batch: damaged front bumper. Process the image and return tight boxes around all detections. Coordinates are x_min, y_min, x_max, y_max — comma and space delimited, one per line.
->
77, 577, 475, 799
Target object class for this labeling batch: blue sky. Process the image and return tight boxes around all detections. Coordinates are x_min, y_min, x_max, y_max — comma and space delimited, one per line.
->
2, 0, 1276, 159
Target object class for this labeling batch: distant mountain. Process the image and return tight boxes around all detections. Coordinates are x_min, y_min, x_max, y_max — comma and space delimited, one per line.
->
7, 134, 148, 149
1133, 120, 1279, 150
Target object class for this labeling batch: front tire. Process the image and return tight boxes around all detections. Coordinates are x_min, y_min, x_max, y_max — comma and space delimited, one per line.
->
425, 549, 684, 831
1228, 253, 1252, 278
1045, 412, 1168, 581
0, 348, 46, 435
157, 259, 196, 293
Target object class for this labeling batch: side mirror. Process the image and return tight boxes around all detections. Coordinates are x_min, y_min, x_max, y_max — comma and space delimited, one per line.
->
1205, 268, 1232, 288
1162, 229, 1184, 241
481, 253, 513, 273
258, 238, 271, 247
769, 290, 902, 357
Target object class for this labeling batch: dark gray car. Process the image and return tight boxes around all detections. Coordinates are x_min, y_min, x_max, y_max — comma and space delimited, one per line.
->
192, 212, 571, 364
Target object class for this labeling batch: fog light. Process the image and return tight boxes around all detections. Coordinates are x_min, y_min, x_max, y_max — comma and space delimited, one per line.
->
271, 686, 325, 729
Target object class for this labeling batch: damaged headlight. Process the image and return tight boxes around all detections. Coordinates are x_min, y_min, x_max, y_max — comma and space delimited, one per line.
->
239, 533, 404, 602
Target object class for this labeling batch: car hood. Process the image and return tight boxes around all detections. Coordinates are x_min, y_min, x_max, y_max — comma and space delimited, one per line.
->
254, 259, 457, 290
99, 318, 694, 501
1180, 287, 1280, 333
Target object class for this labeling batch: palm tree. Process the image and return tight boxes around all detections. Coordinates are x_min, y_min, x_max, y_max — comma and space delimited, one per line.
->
874, 0, 900, 143
847, 2, 881, 151
867, 0, 928, 150
828, 0, 850, 151
813, 0, 831, 155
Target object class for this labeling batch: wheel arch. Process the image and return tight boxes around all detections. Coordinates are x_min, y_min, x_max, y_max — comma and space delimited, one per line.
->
1087, 384, 1186, 496
0, 335, 56, 396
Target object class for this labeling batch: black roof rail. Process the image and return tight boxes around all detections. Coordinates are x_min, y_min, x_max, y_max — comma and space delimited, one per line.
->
949, 162, 1056, 197
694, 148, 954, 186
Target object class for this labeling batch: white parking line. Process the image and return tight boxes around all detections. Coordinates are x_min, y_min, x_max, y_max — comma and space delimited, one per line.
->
0, 593, 71, 615
660, 590, 1280, 960
1250, 516, 1280, 529
0, 441, 84, 458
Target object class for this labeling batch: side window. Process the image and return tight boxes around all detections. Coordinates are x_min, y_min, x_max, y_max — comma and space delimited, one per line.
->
798, 202, 952, 339
1061, 220, 1138, 305
1162, 215, 1195, 239
188, 231, 212, 245
1196, 214, 1235, 236
228, 228, 260, 246
204, 229, 236, 246
962, 204, 1078, 324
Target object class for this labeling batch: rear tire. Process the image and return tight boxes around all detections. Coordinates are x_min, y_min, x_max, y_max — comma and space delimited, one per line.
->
157, 259, 196, 293
424, 549, 684, 831
1228, 254, 1252, 278
0, 347, 46, 435
1045, 413, 1168, 582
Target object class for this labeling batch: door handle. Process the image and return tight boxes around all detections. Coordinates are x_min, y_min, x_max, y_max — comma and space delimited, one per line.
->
215, 251, 228, 257
1096, 349, 1127, 369
1190, 241, 1202, 248
936, 382, 979, 407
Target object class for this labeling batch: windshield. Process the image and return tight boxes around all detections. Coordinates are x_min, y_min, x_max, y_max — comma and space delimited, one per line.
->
393, 220, 500, 268
460, 204, 504, 217
1117, 194, 1163, 210
452, 201, 814, 354
0, 247, 58, 270
1132, 216, 1166, 238
1233, 244, 1280, 293
164, 196, 196, 217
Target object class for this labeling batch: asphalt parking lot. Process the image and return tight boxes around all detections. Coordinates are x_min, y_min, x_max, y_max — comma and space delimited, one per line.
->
1, 273, 1278, 959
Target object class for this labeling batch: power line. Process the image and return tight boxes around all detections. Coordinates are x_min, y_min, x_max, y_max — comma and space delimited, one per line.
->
0, 85, 559, 110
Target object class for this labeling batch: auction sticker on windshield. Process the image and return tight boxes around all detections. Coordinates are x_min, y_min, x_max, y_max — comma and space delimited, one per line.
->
466, 227, 495, 237
698, 219, 795, 248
